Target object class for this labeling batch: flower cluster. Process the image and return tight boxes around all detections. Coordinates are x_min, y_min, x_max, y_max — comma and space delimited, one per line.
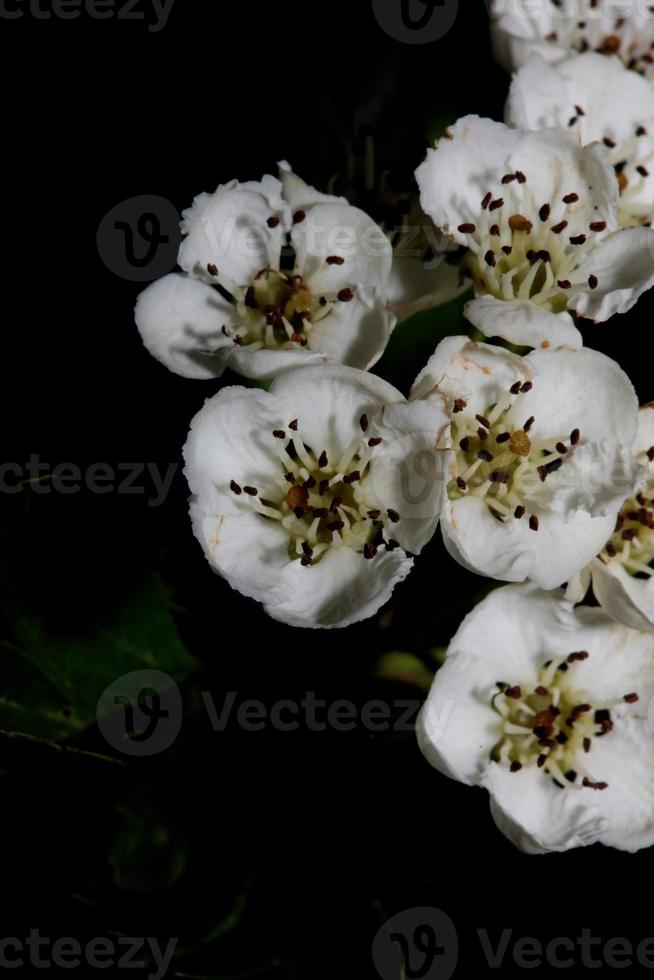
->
134, 1, 654, 854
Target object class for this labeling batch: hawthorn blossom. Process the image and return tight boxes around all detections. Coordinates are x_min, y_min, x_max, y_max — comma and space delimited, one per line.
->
490, 0, 654, 81
570, 404, 654, 632
419, 583, 654, 853
411, 337, 641, 589
507, 52, 654, 228
183, 365, 450, 629
135, 164, 395, 382
415, 116, 654, 350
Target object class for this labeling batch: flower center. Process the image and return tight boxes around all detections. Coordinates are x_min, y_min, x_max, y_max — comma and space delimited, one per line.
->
601, 444, 654, 576
458, 175, 606, 309
597, 127, 653, 228
448, 380, 581, 530
537, 3, 654, 78
229, 416, 401, 565
492, 651, 639, 791
203, 210, 357, 352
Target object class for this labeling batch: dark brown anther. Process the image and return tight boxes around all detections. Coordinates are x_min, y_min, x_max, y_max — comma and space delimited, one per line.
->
293, 210, 306, 224
368, 437, 382, 447
337, 288, 354, 302
546, 458, 563, 474
514, 505, 526, 519
510, 762, 523, 773
506, 686, 522, 699
385, 539, 400, 551
481, 192, 492, 210
637, 167, 650, 178
330, 496, 343, 512
457, 477, 467, 491
490, 224, 501, 236
521, 381, 533, 393
387, 509, 400, 523
590, 221, 607, 232
273, 429, 286, 440
245, 285, 258, 309
489, 198, 504, 212
538, 465, 548, 483
343, 470, 361, 484
207, 263, 218, 277
583, 737, 592, 753
364, 543, 378, 560
570, 234, 586, 245
551, 220, 568, 234
230, 480, 242, 495
502, 245, 513, 255
301, 541, 313, 558
459, 437, 471, 452
304, 476, 317, 490
489, 470, 509, 484
624, 693, 639, 703
318, 480, 329, 496
567, 651, 589, 663
501, 173, 517, 184
453, 398, 467, 413
300, 555, 313, 566
539, 203, 551, 221
516, 171, 527, 183
485, 250, 496, 267
310, 507, 328, 519
243, 486, 258, 496
326, 255, 345, 265
458, 223, 476, 233
367, 509, 381, 520
360, 413, 369, 432
648, 446, 654, 462
563, 193, 580, 204
523, 416, 535, 432
496, 432, 511, 443
288, 419, 299, 431
570, 428, 581, 445
317, 451, 328, 468
529, 515, 540, 532
285, 472, 295, 484
588, 275, 598, 289
557, 280, 572, 289
510, 381, 522, 395
478, 449, 493, 462
476, 414, 491, 429
267, 216, 280, 228
328, 520, 345, 532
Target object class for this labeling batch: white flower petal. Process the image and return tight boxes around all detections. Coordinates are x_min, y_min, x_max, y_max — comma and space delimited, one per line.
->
570, 226, 654, 322
592, 557, 654, 633
134, 273, 229, 380
308, 286, 395, 372
294, 202, 392, 293
214, 345, 329, 382
262, 545, 414, 629
442, 496, 615, 589
278, 160, 346, 210
365, 397, 452, 555
387, 257, 469, 322
465, 295, 582, 351
486, 763, 607, 854
410, 336, 525, 412
178, 176, 285, 285
590, 717, 654, 852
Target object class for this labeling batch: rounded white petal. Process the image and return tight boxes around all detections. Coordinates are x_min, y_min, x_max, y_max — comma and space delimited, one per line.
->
570, 226, 654, 322
365, 397, 452, 555
592, 558, 654, 633
486, 763, 607, 854
134, 273, 229, 380
508, 51, 654, 145
178, 176, 285, 285
213, 345, 330, 382
308, 286, 395, 372
387, 257, 469, 322
442, 496, 615, 589
278, 160, 346, 210
294, 201, 392, 294
636, 402, 654, 456
465, 295, 582, 351
410, 336, 526, 413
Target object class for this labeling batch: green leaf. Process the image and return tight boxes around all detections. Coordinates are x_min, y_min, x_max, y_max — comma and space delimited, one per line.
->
0, 573, 197, 742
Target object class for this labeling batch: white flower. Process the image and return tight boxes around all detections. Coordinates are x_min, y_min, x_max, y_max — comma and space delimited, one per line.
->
507, 51, 654, 228
135, 164, 395, 382
183, 364, 450, 629
490, 0, 654, 81
571, 404, 654, 632
415, 115, 654, 350
411, 337, 641, 589
418, 583, 654, 854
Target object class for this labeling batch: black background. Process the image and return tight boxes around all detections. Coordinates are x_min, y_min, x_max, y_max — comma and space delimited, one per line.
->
3, 0, 654, 977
